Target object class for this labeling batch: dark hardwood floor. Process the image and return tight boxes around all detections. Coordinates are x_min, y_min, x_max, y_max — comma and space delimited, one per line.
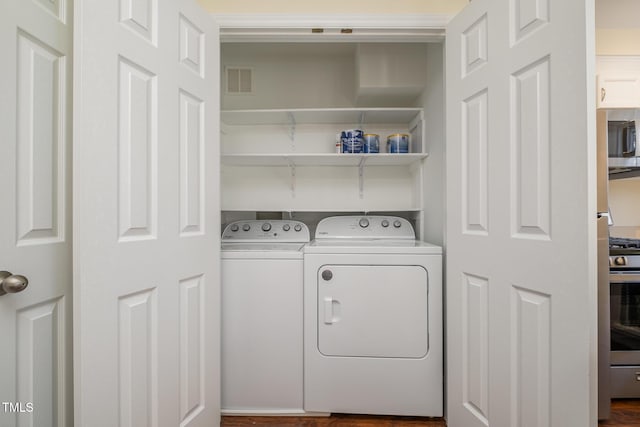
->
221, 399, 640, 426
601, 399, 640, 427
221, 413, 445, 427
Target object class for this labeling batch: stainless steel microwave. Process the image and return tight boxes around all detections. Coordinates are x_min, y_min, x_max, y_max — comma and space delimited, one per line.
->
609, 120, 636, 158
609, 120, 638, 170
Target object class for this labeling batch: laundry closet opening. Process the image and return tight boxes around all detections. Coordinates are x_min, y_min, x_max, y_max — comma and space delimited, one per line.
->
219, 39, 446, 243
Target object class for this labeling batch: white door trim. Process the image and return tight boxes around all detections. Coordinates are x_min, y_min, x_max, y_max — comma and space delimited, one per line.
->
213, 13, 451, 42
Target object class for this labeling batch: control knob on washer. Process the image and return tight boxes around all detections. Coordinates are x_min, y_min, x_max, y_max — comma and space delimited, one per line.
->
242, 224, 251, 231
262, 222, 272, 232
230, 224, 239, 232
393, 220, 402, 228
359, 218, 369, 228
381, 219, 389, 228
283, 224, 291, 231
294, 224, 302, 232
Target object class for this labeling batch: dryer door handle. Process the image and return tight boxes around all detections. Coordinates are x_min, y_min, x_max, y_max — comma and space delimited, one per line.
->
324, 297, 333, 324
323, 297, 341, 324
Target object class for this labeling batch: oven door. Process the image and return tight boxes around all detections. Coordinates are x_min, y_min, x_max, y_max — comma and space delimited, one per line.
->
610, 273, 640, 364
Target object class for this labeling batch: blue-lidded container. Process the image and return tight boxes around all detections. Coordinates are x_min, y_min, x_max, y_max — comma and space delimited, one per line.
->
363, 134, 380, 153
341, 129, 364, 153
387, 134, 410, 153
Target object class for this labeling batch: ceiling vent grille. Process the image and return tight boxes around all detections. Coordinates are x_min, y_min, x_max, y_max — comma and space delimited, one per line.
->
226, 67, 253, 94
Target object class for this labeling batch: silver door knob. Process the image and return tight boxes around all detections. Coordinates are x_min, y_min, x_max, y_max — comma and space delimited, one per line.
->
0, 271, 29, 296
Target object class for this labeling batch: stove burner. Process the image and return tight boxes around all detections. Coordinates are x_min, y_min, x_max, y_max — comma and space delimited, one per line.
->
610, 236, 640, 249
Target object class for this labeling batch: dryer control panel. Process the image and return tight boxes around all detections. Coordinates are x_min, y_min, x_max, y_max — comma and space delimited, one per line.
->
222, 220, 310, 243
314, 216, 415, 240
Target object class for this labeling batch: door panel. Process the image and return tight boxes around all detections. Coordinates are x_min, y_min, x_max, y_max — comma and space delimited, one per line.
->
317, 265, 428, 358
446, 0, 596, 426
74, 0, 220, 425
0, 0, 73, 426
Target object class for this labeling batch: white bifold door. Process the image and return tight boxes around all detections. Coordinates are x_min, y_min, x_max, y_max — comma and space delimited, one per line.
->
74, 1, 220, 426
446, 0, 597, 426
0, 0, 73, 426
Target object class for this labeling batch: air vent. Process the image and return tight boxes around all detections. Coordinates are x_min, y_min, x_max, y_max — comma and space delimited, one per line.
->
226, 67, 253, 94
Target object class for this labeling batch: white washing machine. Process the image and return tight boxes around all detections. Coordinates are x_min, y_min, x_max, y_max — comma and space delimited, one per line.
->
221, 219, 310, 415
303, 215, 442, 416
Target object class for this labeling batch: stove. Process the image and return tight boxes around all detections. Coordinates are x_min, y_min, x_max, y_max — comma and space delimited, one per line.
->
610, 237, 640, 249
610, 237, 640, 256
608, 236, 640, 398
610, 237, 640, 268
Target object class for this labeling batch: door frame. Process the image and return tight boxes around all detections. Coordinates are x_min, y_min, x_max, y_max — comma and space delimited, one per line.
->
214, 13, 451, 245
211, 10, 599, 423
213, 13, 450, 43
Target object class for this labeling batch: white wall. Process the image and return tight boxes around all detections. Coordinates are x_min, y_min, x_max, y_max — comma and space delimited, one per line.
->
221, 42, 431, 110
597, 30, 640, 55
220, 42, 440, 237
609, 177, 640, 226
596, 0, 640, 55
419, 43, 445, 246
222, 44, 356, 109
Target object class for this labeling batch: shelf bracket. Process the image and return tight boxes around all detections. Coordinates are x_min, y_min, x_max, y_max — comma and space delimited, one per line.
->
358, 157, 366, 199
287, 112, 296, 148
287, 158, 296, 198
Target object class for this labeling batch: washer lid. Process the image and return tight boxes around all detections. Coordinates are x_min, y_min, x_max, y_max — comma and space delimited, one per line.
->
304, 239, 442, 255
221, 242, 306, 251
221, 242, 305, 259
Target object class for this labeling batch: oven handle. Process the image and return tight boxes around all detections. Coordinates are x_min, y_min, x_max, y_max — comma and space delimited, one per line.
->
610, 273, 640, 283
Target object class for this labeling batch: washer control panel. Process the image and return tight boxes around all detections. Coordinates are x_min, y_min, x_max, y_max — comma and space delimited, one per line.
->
315, 216, 415, 240
222, 220, 310, 243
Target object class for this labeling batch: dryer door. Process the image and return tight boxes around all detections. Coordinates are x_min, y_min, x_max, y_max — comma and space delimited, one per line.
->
317, 264, 428, 358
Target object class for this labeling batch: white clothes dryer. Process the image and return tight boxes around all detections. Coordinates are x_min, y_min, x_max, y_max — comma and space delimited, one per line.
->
303, 215, 442, 416
221, 220, 309, 415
